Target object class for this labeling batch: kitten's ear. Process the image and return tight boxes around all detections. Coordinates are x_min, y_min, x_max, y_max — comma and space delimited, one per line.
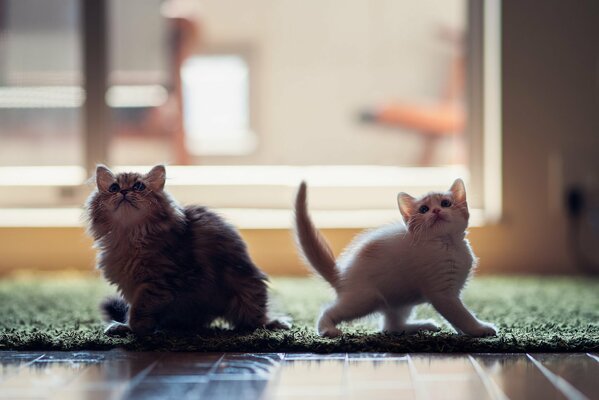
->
146, 165, 166, 190
397, 192, 416, 222
96, 165, 115, 191
449, 178, 467, 203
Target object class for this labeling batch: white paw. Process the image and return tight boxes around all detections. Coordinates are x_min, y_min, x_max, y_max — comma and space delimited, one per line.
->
388, 320, 441, 335
104, 322, 132, 337
319, 327, 342, 338
412, 321, 441, 333
465, 322, 497, 337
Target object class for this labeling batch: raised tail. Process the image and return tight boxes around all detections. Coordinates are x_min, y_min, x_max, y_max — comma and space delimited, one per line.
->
294, 181, 340, 290
100, 296, 129, 323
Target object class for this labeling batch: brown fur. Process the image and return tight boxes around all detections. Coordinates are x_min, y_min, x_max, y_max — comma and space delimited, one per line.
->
86, 165, 289, 336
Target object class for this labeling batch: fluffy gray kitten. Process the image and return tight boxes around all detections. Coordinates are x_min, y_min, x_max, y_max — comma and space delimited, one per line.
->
86, 164, 289, 337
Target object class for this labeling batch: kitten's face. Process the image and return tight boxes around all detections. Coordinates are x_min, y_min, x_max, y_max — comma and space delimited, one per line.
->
89, 165, 168, 226
397, 179, 469, 237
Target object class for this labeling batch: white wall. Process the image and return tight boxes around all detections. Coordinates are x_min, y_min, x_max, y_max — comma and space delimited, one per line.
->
195, 0, 465, 165
467, 0, 599, 274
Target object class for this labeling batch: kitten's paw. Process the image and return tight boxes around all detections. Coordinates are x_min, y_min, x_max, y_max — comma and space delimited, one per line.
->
129, 318, 157, 337
104, 322, 132, 337
319, 326, 342, 338
266, 317, 292, 330
465, 322, 497, 337
387, 320, 440, 335
410, 320, 441, 333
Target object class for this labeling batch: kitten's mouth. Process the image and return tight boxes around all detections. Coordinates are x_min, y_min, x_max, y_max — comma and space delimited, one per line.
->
115, 197, 138, 210
430, 214, 447, 225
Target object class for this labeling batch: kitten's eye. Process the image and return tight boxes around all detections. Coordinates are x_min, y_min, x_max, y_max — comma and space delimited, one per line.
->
418, 205, 429, 214
108, 183, 120, 193
132, 182, 146, 191
441, 199, 452, 207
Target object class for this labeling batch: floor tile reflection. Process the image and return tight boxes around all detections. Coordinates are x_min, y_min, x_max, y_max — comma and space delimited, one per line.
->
472, 354, 565, 400
531, 354, 598, 399
0, 351, 596, 399
409, 354, 492, 400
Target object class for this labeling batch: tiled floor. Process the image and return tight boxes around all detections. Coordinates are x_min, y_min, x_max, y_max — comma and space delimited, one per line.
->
0, 351, 596, 400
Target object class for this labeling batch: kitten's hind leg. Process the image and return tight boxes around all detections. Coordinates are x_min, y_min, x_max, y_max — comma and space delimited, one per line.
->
225, 275, 290, 331
232, 310, 291, 331
225, 281, 284, 331
318, 294, 380, 338
382, 306, 439, 335
265, 316, 292, 330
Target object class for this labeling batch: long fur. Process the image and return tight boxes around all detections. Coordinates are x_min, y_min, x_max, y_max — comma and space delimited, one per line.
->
86, 165, 289, 336
293, 179, 497, 338
294, 182, 339, 290
100, 296, 129, 323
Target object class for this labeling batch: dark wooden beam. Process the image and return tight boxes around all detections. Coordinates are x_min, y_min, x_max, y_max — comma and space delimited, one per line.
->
81, 0, 109, 173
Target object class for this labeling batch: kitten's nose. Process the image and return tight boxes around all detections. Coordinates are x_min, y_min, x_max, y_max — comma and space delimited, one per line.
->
120, 189, 129, 195
432, 208, 441, 214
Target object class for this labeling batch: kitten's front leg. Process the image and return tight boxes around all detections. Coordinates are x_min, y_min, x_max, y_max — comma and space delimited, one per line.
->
318, 294, 380, 338
427, 294, 496, 337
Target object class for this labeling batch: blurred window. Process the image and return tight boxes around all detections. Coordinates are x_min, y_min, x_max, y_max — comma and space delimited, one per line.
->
108, 0, 168, 86
0, 0, 502, 227
182, 54, 256, 156
0, 0, 83, 166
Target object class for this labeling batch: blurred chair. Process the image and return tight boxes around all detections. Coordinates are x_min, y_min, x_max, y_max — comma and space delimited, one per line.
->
360, 28, 465, 166
162, 0, 202, 165
112, 0, 201, 165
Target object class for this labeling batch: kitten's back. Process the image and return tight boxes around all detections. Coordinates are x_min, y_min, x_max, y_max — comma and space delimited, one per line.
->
185, 205, 267, 279
337, 222, 407, 269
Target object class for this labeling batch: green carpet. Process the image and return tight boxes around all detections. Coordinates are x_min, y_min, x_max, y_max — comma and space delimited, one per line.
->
0, 276, 597, 353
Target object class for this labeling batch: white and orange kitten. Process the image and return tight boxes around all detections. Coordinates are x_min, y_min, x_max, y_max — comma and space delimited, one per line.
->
294, 179, 497, 338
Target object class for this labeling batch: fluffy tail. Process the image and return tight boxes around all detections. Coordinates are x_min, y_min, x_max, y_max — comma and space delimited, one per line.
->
100, 296, 129, 323
294, 181, 340, 290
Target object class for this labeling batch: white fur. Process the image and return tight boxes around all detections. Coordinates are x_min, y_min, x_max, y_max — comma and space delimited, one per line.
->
295, 179, 497, 338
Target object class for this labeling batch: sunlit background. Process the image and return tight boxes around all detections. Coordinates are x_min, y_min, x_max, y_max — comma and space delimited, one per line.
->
0, 0, 597, 276
0, 0, 467, 167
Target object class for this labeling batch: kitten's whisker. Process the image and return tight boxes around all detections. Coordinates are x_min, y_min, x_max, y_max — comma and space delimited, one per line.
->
410, 220, 424, 245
